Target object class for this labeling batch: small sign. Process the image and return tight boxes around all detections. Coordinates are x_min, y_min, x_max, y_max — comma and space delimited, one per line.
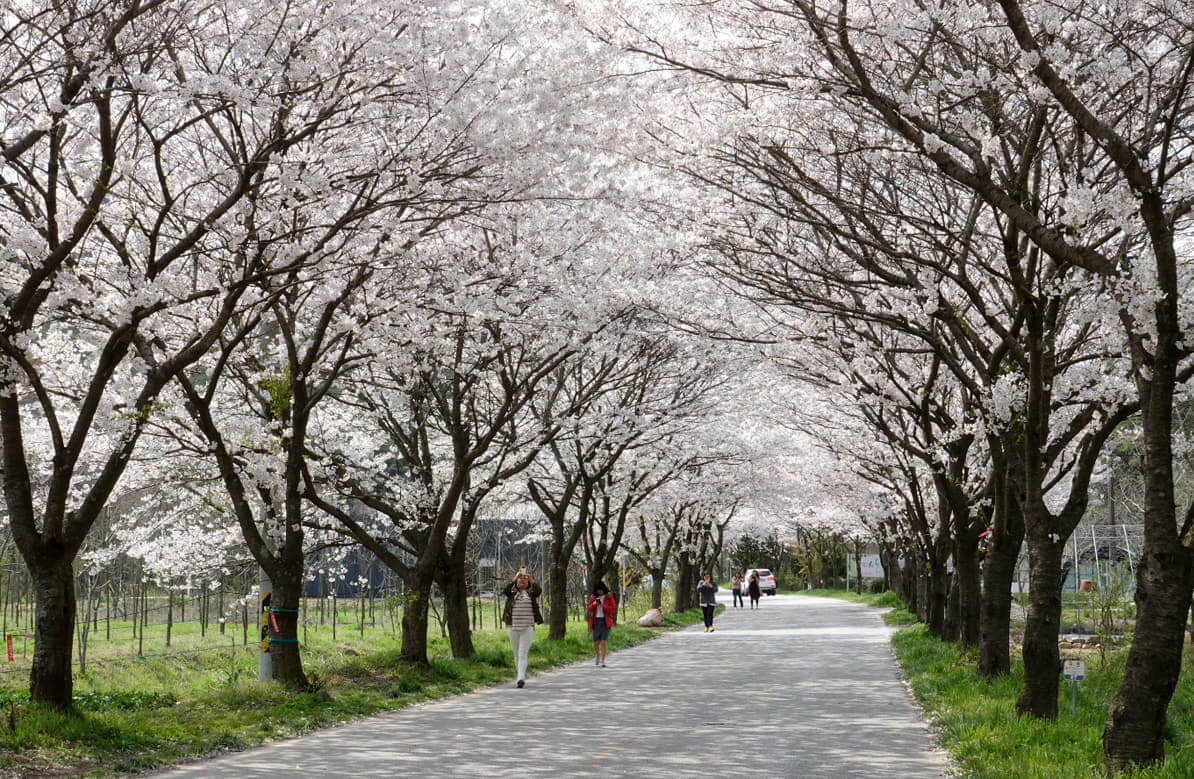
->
1063, 659, 1085, 681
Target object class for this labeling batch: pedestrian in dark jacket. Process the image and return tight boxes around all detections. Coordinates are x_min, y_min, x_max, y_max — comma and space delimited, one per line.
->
586, 580, 617, 667
747, 572, 761, 609
697, 573, 719, 632
502, 568, 543, 688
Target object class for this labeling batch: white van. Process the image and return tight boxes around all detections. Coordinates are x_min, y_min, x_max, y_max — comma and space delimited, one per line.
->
744, 568, 777, 595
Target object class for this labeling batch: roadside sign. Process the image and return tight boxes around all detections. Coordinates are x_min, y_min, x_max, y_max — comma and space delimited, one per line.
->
1064, 659, 1085, 715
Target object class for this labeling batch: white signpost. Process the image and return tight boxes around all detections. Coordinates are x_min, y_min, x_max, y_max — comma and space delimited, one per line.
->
1063, 659, 1085, 714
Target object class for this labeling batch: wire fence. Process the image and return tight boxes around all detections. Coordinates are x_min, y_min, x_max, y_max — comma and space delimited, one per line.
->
0, 639, 259, 675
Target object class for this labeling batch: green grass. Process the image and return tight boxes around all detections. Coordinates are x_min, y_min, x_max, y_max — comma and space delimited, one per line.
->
0, 604, 706, 777
801, 588, 919, 624
804, 588, 1194, 777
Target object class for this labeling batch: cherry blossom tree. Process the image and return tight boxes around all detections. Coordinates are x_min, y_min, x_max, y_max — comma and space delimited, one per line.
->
303, 258, 605, 664
524, 326, 723, 638
0, 0, 396, 706
587, 0, 1193, 767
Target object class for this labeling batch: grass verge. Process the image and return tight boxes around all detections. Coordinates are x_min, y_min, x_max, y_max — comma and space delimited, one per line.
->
0, 607, 709, 777
803, 588, 1194, 777
801, 588, 919, 625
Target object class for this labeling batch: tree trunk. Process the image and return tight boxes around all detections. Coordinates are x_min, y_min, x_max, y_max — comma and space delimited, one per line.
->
1015, 525, 1064, 718
977, 499, 1024, 677
926, 557, 949, 637
979, 439, 1027, 677
588, 559, 612, 593
955, 530, 981, 648
879, 545, 895, 594
915, 556, 929, 621
1103, 547, 1194, 769
546, 558, 569, 641
1102, 271, 1194, 770
854, 540, 863, 594
903, 550, 920, 616
674, 555, 696, 612
399, 582, 432, 665
650, 570, 664, 609
943, 571, 960, 643
268, 570, 307, 687
28, 555, 76, 709
441, 557, 474, 659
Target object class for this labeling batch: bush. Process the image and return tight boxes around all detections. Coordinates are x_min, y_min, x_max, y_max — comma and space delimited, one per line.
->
0, 689, 176, 711
868, 579, 887, 594
775, 573, 803, 591
387, 678, 422, 696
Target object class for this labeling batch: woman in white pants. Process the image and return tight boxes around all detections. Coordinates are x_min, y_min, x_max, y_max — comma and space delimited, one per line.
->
502, 569, 543, 688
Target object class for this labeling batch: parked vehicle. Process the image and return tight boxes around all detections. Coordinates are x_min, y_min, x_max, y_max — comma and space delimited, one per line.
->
744, 568, 777, 595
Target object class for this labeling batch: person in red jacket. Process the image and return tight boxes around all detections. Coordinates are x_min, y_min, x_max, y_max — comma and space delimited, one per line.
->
586, 580, 617, 668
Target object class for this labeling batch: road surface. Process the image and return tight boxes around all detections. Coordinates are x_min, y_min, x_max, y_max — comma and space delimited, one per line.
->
157, 593, 947, 777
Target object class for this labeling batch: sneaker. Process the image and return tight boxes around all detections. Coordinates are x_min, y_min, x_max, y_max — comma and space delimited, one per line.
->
600, 661, 606, 667
516, 680, 525, 688
595, 656, 600, 666
709, 627, 715, 632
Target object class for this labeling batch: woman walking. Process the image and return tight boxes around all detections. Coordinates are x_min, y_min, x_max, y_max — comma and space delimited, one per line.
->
697, 573, 719, 632
502, 568, 543, 688
747, 571, 761, 609
731, 571, 744, 608
586, 580, 617, 667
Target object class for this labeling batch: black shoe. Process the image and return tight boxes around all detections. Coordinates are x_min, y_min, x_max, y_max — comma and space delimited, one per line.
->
516, 680, 525, 688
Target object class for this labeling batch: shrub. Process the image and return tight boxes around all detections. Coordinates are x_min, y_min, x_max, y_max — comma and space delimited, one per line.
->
0, 690, 175, 711
868, 579, 887, 594
387, 678, 422, 696
775, 573, 803, 591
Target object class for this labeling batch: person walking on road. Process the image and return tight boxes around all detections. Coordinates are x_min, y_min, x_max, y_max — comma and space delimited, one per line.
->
697, 573, 719, 632
731, 571, 744, 608
586, 580, 617, 667
502, 568, 543, 688
747, 571, 761, 609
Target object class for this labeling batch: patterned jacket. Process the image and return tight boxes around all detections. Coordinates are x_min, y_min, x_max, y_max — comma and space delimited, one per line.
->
502, 581, 544, 626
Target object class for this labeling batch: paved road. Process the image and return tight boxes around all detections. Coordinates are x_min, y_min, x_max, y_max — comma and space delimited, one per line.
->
157, 594, 947, 778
